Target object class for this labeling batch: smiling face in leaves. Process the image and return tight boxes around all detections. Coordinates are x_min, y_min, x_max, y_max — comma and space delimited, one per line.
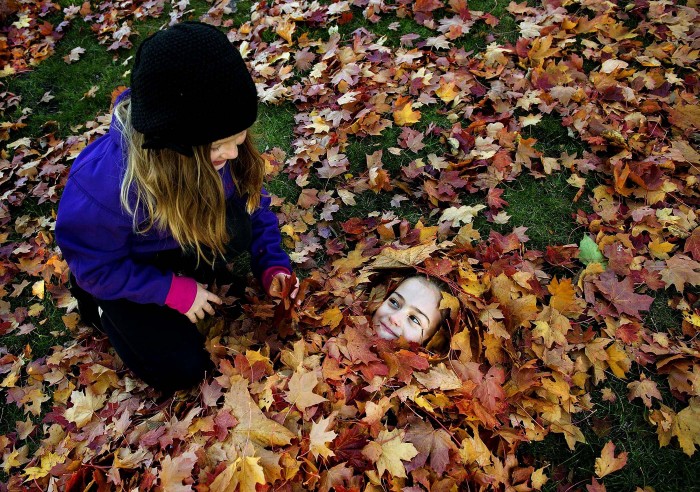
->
372, 277, 443, 344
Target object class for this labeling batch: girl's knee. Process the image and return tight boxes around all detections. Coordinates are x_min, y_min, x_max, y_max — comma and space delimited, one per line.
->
145, 349, 213, 394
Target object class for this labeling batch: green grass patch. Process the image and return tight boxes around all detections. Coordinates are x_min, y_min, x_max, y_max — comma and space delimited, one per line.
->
645, 289, 684, 335
496, 172, 583, 249
522, 114, 586, 158
255, 102, 297, 154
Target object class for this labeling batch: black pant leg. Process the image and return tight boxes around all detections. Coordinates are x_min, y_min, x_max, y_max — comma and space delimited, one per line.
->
69, 273, 103, 332
96, 298, 213, 394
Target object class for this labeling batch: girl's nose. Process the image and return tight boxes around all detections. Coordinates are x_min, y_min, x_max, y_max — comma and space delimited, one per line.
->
217, 143, 239, 161
388, 312, 403, 326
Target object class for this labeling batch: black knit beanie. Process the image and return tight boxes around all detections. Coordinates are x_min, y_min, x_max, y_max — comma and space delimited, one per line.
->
130, 22, 257, 156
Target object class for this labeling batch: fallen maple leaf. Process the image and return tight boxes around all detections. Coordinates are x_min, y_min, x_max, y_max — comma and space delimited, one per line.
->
627, 374, 662, 408
661, 254, 700, 292
158, 449, 197, 492
309, 415, 337, 459
285, 368, 327, 411
393, 97, 421, 126
405, 419, 456, 475
370, 241, 438, 269
594, 271, 653, 318
224, 377, 295, 447
209, 456, 266, 492
414, 362, 462, 391
594, 441, 628, 478
63, 46, 85, 64
63, 388, 106, 428
362, 429, 418, 478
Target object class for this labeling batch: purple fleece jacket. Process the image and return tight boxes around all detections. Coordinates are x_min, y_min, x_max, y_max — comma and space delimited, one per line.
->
55, 89, 291, 313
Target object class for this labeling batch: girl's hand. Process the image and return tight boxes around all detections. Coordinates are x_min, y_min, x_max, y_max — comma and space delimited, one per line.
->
269, 273, 299, 301
184, 283, 222, 323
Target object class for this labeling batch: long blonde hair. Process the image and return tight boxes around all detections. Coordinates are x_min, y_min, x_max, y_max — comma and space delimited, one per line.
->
115, 97, 265, 265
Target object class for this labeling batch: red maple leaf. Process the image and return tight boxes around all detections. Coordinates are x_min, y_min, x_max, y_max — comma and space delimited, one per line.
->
593, 271, 653, 318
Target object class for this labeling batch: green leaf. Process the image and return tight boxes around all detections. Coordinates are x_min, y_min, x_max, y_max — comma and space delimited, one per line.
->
579, 235, 605, 266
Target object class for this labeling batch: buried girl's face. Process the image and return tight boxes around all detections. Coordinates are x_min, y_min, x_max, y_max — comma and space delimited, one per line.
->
371, 277, 442, 344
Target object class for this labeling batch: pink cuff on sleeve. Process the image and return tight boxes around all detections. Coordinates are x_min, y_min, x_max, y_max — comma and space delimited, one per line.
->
164, 274, 197, 314
261, 266, 291, 294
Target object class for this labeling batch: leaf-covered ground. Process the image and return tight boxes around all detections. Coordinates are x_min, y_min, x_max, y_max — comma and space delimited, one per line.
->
1, 0, 700, 490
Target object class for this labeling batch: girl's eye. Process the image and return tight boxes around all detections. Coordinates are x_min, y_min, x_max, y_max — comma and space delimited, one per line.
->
409, 315, 421, 326
389, 298, 399, 307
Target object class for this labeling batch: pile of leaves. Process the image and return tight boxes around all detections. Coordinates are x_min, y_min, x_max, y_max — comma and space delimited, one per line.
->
1, 0, 700, 490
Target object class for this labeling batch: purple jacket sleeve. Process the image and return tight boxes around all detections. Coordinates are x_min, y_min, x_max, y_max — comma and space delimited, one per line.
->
56, 178, 174, 305
249, 188, 292, 282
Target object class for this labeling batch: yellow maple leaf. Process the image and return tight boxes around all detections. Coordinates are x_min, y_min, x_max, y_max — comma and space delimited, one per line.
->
2, 445, 28, 474
460, 425, 492, 467
414, 363, 462, 391
309, 416, 337, 459
648, 237, 674, 259
362, 429, 418, 478
332, 248, 369, 273
532, 320, 567, 348
605, 342, 630, 378
527, 35, 560, 66
23, 452, 65, 480
673, 398, 700, 456
393, 100, 421, 126
285, 369, 327, 411
224, 377, 295, 448
550, 418, 586, 451
370, 241, 438, 269
0, 64, 16, 77
531, 467, 549, 489
439, 291, 460, 314
548, 277, 584, 317
210, 456, 266, 492
158, 450, 197, 490
31, 280, 44, 299
436, 81, 459, 103
321, 307, 343, 329
12, 13, 31, 29
64, 388, 106, 428
276, 19, 295, 44
594, 441, 628, 478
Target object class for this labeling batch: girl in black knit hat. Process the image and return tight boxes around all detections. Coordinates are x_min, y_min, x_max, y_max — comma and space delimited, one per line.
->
56, 22, 297, 394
